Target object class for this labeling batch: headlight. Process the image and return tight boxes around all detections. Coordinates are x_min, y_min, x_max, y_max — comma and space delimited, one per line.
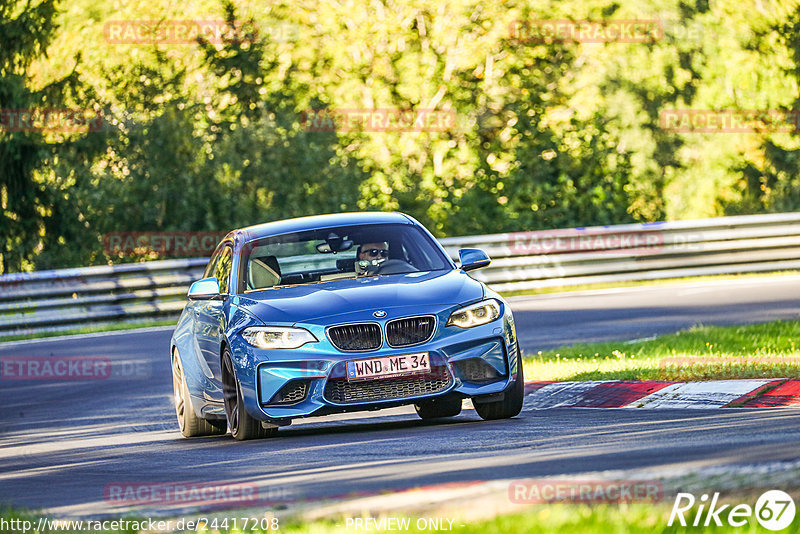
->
446, 299, 501, 328
241, 327, 318, 349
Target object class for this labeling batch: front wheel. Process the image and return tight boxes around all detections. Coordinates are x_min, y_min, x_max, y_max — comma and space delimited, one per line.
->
473, 353, 524, 421
221, 347, 277, 441
172, 349, 226, 437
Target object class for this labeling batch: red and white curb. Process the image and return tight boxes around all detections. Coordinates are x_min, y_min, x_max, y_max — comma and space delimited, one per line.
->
523, 379, 800, 408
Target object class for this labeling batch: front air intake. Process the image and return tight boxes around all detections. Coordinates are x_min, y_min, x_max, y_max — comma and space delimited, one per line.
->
265, 380, 309, 406
324, 364, 452, 404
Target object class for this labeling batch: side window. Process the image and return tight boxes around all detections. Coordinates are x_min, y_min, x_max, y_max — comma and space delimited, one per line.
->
214, 246, 233, 294
204, 247, 223, 279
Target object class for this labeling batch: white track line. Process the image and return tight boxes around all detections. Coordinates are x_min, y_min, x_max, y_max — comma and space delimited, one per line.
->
624, 380, 775, 409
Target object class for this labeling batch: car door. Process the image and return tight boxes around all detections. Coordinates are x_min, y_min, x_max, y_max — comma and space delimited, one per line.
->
193, 243, 233, 386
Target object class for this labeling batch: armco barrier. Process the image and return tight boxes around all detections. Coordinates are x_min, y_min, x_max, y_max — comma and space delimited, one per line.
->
2, 212, 800, 337
0, 258, 207, 336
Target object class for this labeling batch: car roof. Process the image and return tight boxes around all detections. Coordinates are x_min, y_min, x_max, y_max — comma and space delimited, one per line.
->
230, 212, 415, 243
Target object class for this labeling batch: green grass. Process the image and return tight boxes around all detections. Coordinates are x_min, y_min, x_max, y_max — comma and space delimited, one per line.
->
522, 319, 800, 382
272, 504, 799, 534
0, 319, 176, 343
3, 502, 799, 534
500, 270, 800, 297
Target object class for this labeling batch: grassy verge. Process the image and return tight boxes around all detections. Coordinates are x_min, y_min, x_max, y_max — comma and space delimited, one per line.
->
0, 319, 176, 343
3, 502, 797, 534
500, 270, 800, 297
522, 319, 800, 382
241, 504, 796, 534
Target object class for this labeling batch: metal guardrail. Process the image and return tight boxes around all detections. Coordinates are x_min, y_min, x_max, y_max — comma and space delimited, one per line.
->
3, 212, 800, 337
0, 258, 207, 336
439, 212, 800, 292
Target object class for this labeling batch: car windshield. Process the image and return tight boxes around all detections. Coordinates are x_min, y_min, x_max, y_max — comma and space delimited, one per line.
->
240, 223, 452, 292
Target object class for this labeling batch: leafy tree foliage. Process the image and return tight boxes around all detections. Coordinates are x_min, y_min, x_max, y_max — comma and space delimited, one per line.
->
725, 5, 800, 215
3, 0, 799, 272
0, 0, 97, 272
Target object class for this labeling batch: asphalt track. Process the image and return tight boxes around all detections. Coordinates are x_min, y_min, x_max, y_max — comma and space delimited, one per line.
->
2, 276, 800, 518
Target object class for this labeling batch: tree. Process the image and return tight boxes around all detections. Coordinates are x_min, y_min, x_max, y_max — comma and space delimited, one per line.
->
0, 0, 98, 273
725, 6, 800, 215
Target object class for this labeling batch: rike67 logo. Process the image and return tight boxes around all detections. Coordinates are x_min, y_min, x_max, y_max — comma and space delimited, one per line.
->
669, 490, 796, 530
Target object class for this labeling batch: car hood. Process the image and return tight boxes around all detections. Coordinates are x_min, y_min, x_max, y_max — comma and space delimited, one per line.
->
235, 270, 484, 324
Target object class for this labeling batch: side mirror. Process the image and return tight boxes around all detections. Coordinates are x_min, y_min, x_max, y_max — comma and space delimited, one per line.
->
188, 277, 222, 300
458, 248, 491, 272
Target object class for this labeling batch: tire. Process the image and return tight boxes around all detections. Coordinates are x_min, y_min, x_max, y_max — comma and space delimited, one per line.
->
415, 394, 463, 420
172, 349, 226, 437
473, 352, 524, 421
221, 347, 277, 441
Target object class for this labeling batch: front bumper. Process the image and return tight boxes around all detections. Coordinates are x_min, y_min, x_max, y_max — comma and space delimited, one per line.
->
229, 307, 519, 423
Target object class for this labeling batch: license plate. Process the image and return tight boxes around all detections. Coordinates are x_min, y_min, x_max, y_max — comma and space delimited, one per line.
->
346, 353, 430, 381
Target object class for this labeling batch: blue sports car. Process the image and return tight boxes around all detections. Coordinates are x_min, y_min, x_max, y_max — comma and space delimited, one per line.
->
170, 212, 523, 440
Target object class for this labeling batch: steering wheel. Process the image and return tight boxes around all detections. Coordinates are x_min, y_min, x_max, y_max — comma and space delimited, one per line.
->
375, 259, 418, 275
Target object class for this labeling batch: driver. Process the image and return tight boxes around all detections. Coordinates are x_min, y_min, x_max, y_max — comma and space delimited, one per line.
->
358, 242, 389, 262
355, 241, 388, 275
